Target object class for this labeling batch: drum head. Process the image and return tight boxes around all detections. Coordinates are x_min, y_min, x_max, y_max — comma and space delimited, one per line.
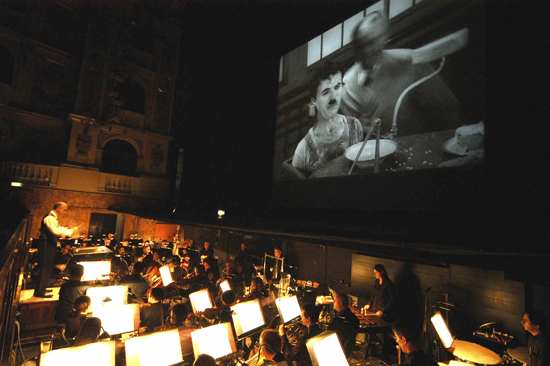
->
507, 347, 528, 363
452, 340, 502, 365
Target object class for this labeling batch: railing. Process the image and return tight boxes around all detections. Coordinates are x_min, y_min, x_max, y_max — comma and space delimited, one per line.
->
99, 172, 139, 194
0, 216, 31, 366
1, 162, 59, 187
1, 162, 169, 198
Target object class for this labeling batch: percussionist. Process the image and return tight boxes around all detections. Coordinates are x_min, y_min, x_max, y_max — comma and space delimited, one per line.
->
522, 309, 550, 366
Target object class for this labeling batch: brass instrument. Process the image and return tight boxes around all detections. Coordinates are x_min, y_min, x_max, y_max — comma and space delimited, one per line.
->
285, 321, 308, 346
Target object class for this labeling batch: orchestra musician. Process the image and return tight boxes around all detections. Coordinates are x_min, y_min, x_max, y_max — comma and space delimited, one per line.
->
55, 264, 90, 323
200, 240, 214, 260
392, 319, 438, 366
279, 303, 322, 366
118, 261, 149, 303
363, 264, 396, 320
139, 287, 169, 334
328, 292, 360, 358
522, 309, 550, 366
137, 244, 153, 266
54, 242, 77, 277
252, 329, 289, 366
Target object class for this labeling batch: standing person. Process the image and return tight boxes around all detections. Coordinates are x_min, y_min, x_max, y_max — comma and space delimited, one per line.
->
292, 61, 363, 177
364, 264, 396, 320
392, 319, 438, 366
340, 11, 461, 138
34, 202, 76, 298
522, 309, 550, 366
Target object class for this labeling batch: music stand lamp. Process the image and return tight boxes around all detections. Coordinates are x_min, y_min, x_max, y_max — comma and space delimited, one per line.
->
306, 331, 349, 366
125, 329, 183, 366
191, 323, 237, 360
40, 341, 115, 366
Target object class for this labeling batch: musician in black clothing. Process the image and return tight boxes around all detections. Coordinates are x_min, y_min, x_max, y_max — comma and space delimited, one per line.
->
522, 309, 550, 366
392, 319, 438, 366
34, 202, 76, 298
280, 303, 322, 366
54, 242, 77, 277
140, 287, 169, 333
55, 264, 90, 323
364, 264, 396, 320
328, 293, 360, 358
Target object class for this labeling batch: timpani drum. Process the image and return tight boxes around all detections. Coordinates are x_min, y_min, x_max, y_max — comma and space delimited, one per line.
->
452, 340, 502, 365
506, 347, 528, 364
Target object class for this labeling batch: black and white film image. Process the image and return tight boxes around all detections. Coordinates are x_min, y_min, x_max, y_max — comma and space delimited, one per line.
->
273, 2, 486, 181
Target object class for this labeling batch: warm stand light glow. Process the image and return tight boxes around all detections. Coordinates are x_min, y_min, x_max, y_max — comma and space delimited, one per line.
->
125, 329, 182, 366
189, 288, 213, 313
87, 286, 128, 310
231, 299, 265, 337
219, 279, 231, 293
78, 261, 112, 281
191, 323, 237, 359
93, 304, 140, 335
306, 332, 348, 366
159, 265, 173, 286
431, 312, 454, 348
40, 341, 115, 366
275, 295, 301, 323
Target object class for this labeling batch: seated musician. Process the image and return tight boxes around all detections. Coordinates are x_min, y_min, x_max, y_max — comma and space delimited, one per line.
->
199, 290, 237, 325
193, 354, 216, 366
280, 303, 322, 366
65, 295, 92, 339
200, 240, 214, 260
139, 287, 170, 333
328, 292, 360, 358
137, 244, 153, 266
168, 255, 185, 282
255, 329, 288, 366
55, 264, 90, 323
167, 303, 194, 356
54, 242, 77, 277
392, 319, 437, 366
522, 309, 550, 366
74, 317, 102, 347
119, 261, 150, 303
245, 277, 269, 301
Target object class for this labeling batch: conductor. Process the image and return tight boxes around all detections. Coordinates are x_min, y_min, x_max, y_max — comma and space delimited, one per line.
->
34, 202, 77, 298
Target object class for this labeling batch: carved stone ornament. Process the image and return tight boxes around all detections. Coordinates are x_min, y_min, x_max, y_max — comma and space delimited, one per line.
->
75, 124, 92, 156
151, 143, 164, 169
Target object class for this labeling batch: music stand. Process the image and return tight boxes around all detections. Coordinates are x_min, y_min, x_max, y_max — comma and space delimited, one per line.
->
159, 265, 173, 286
77, 261, 111, 281
92, 303, 140, 336
275, 295, 301, 324
191, 323, 237, 360
40, 341, 115, 366
230, 298, 265, 340
430, 311, 502, 365
219, 279, 231, 293
86, 285, 128, 310
125, 329, 183, 366
306, 331, 348, 366
189, 288, 213, 313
